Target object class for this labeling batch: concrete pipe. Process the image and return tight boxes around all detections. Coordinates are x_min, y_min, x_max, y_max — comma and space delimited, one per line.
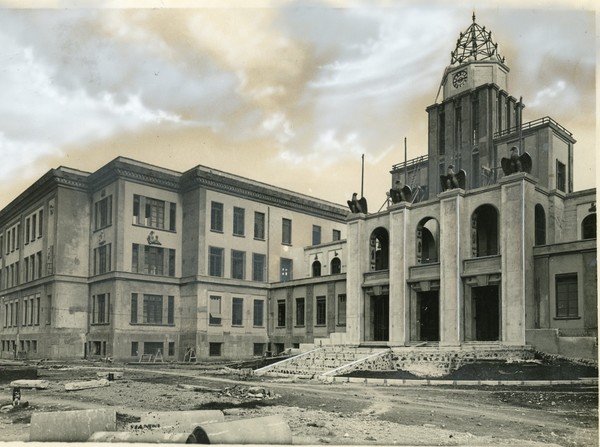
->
192, 415, 292, 444
138, 410, 224, 432
88, 431, 196, 443
30, 408, 117, 442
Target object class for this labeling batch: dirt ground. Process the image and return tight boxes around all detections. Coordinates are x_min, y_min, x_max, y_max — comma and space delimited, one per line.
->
0, 363, 597, 446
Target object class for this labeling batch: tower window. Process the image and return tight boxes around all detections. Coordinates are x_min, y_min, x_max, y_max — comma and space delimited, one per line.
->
438, 111, 445, 155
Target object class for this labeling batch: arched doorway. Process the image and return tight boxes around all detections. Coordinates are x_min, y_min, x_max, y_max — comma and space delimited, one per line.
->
369, 227, 389, 271
330, 257, 341, 274
471, 205, 499, 257
416, 217, 439, 264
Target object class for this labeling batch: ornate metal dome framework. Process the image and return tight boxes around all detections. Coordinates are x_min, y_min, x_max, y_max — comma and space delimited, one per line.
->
450, 13, 505, 65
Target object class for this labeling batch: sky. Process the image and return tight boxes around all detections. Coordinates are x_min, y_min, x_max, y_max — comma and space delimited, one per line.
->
0, 0, 596, 210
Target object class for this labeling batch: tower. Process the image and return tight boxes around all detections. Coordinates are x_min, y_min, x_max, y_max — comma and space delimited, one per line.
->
427, 14, 523, 194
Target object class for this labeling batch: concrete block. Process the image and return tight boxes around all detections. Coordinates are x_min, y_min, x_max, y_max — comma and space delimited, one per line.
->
30, 408, 116, 442
9, 380, 50, 389
65, 378, 110, 391
192, 415, 292, 445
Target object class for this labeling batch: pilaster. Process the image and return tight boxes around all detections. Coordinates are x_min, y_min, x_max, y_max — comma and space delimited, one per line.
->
389, 203, 409, 345
345, 214, 367, 345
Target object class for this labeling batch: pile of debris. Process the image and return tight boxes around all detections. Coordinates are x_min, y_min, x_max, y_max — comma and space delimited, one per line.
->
220, 385, 279, 400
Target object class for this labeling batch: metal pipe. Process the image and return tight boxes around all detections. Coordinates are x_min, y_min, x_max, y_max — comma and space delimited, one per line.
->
361, 154, 365, 197
30, 408, 116, 442
88, 432, 195, 443
192, 414, 292, 445
404, 137, 407, 186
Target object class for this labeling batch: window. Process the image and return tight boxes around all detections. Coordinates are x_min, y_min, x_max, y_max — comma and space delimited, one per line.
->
471, 205, 499, 257
144, 245, 164, 275
253, 343, 265, 356
254, 212, 265, 239
582, 214, 596, 240
38, 210, 43, 238
144, 342, 163, 355
312, 260, 321, 277
30, 215, 36, 242
337, 294, 347, 326
168, 342, 175, 356
36, 252, 42, 278
46, 295, 51, 325
94, 244, 112, 275
143, 294, 163, 324
472, 98, 479, 143
168, 249, 176, 277
25, 218, 30, 245
253, 299, 264, 326
282, 218, 292, 245
211, 202, 223, 232
296, 298, 305, 326
94, 196, 112, 230
232, 297, 243, 326
252, 253, 266, 282
277, 300, 286, 327
556, 274, 578, 318
145, 198, 165, 229
23, 300, 28, 326
133, 195, 141, 224
167, 296, 175, 324
556, 160, 566, 192
169, 203, 176, 232
316, 296, 326, 326
330, 257, 341, 275
209, 247, 224, 277
209, 343, 222, 357
93, 293, 109, 324
438, 110, 445, 155
132, 244, 140, 273
131, 293, 138, 323
35, 295, 40, 325
471, 150, 480, 188
32, 340, 37, 353
131, 342, 139, 357
455, 106, 462, 150
231, 250, 245, 280
312, 225, 321, 246
233, 207, 245, 236
280, 258, 292, 282
535, 204, 546, 245
370, 227, 389, 271
333, 229, 341, 241
209, 296, 222, 325
24, 258, 29, 283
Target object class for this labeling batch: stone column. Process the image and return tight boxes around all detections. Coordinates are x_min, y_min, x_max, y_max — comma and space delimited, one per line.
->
345, 214, 367, 345
438, 188, 464, 346
389, 203, 409, 345
499, 173, 535, 345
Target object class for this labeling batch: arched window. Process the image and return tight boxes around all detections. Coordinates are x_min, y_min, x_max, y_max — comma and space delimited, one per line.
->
535, 204, 546, 246
330, 257, 341, 275
312, 260, 321, 277
369, 227, 389, 271
471, 205, 499, 257
582, 214, 596, 239
416, 217, 439, 264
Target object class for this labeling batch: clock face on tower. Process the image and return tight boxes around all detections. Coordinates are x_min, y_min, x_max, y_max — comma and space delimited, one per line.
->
452, 70, 468, 88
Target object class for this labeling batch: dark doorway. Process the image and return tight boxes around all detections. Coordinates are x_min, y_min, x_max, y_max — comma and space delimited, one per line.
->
473, 286, 500, 341
371, 295, 389, 341
417, 291, 439, 341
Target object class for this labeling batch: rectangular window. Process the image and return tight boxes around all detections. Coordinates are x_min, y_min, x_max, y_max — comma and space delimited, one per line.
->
35, 296, 40, 325
253, 343, 265, 356
252, 253, 266, 282
144, 246, 164, 275
145, 198, 165, 229
438, 110, 445, 155
25, 218, 30, 245
46, 295, 51, 325
38, 210, 43, 238
94, 244, 112, 275
282, 218, 292, 245
36, 251, 42, 278
131, 293, 138, 323
167, 296, 174, 325
233, 207, 245, 236
168, 249, 176, 277
168, 342, 175, 356
210, 202, 223, 232
253, 299, 264, 326
296, 297, 305, 326
231, 250, 245, 280
131, 342, 139, 357
209, 247, 224, 277
277, 300, 286, 327
232, 297, 243, 326
472, 98, 480, 143
30, 215, 36, 242
29, 297, 33, 325
455, 106, 462, 150
556, 274, 578, 318
169, 203, 176, 232
333, 229, 341, 241
280, 258, 292, 282
93, 293, 109, 324
132, 244, 139, 273
133, 195, 141, 224
24, 258, 29, 283
556, 160, 566, 192
337, 294, 347, 326
316, 296, 326, 326
254, 212, 265, 239
209, 342, 222, 357
144, 342, 163, 355
143, 294, 163, 324
312, 225, 321, 246
23, 299, 28, 326
94, 196, 112, 230
209, 295, 222, 325
32, 340, 37, 353
30, 254, 35, 281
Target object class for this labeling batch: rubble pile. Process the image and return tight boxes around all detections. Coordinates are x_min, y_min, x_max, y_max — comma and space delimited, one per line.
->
220, 385, 279, 400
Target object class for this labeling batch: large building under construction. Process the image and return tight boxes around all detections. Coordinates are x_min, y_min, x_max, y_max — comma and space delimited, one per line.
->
0, 16, 596, 362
